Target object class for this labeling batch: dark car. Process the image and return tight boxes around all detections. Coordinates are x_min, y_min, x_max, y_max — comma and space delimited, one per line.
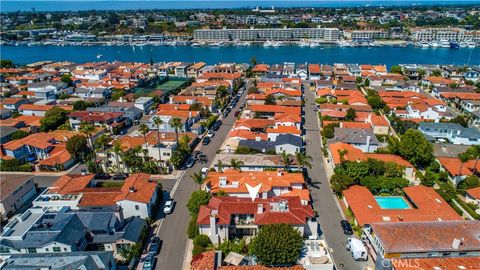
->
185, 157, 195, 168
234, 110, 240, 117
202, 136, 211, 145
148, 237, 161, 255
95, 173, 111, 180
112, 174, 128, 180
341, 220, 354, 235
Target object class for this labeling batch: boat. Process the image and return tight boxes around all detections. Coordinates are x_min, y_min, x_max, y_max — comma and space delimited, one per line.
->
419, 42, 430, 48
467, 41, 476, 48
449, 42, 460, 49
263, 40, 274, 47
298, 40, 309, 47
430, 41, 439, 48
209, 42, 221, 47
439, 40, 450, 48
309, 42, 320, 48
96, 54, 103, 59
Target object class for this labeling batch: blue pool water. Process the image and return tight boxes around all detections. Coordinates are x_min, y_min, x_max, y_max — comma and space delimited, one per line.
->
375, 196, 410, 209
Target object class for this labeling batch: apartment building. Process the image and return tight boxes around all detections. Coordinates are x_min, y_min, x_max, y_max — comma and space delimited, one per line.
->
193, 28, 341, 42
411, 27, 480, 42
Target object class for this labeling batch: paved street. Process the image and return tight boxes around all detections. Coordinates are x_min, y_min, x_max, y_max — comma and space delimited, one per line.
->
303, 90, 367, 270
154, 85, 248, 270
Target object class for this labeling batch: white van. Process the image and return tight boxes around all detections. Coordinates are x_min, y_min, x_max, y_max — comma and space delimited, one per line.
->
346, 237, 368, 261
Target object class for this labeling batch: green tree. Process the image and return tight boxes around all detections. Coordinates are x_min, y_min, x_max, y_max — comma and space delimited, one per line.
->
230, 158, 244, 171
431, 69, 442, 77
153, 116, 164, 161
40, 107, 69, 132
138, 123, 150, 152
437, 182, 457, 202
191, 171, 205, 187
421, 169, 437, 187
321, 123, 339, 139
66, 135, 89, 161
187, 190, 211, 216
10, 130, 29, 140
264, 94, 276, 105
79, 122, 96, 151
330, 174, 354, 194
281, 151, 292, 170
60, 73, 72, 85
170, 117, 183, 142
250, 224, 303, 266
0, 60, 14, 68
295, 151, 313, 171
390, 65, 403, 74
73, 100, 93, 111
398, 129, 434, 168
345, 108, 356, 121
458, 175, 480, 194
450, 115, 470, 128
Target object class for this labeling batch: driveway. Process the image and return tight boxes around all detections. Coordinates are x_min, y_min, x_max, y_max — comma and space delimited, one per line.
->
303, 90, 367, 270
154, 84, 248, 270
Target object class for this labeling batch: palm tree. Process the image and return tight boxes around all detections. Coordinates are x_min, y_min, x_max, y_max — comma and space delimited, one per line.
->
338, 149, 348, 164
191, 171, 205, 187
153, 116, 164, 162
112, 140, 123, 174
80, 122, 96, 152
230, 159, 244, 171
217, 160, 224, 172
138, 123, 150, 152
94, 133, 112, 171
281, 151, 292, 170
295, 151, 313, 171
170, 117, 183, 143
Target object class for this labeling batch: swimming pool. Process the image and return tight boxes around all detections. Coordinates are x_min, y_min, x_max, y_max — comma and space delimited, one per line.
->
375, 196, 410, 209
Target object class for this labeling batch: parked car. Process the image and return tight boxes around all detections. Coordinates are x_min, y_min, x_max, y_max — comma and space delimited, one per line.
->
94, 173, 111, 180
164, 200, 174, 214
202, 136, 211, 145
148, 237, 161, 255
222, 111, 229, 118
143, 254, 155, 270
234, 110, 240, 117
346, 237, 368, 261
206, 130, 215, 138
112, 174, 128, 180
185, 157, 195, 168
341, 220, 354, 235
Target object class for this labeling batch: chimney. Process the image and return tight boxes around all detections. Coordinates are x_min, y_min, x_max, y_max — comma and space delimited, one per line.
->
129, 186, 136, 193
169, 96, 173, 104
452, 238, 462, 249
366, 135, 371, 152
114, 205, 124, 226
257, 204, 264, 214
209, 210, 218, 244
277, 169, 283, 176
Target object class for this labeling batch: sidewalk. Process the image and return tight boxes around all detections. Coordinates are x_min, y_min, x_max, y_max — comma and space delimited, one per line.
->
182, 239, 193, 270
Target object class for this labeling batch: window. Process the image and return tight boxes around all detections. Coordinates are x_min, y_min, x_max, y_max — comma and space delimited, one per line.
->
27, 248, 37, 253
135, 205, 140, 210
0, 247, 10, 254
53, 247, 61, 252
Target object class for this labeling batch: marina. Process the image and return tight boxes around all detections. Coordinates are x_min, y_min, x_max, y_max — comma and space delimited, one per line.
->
1, 44, 479, 66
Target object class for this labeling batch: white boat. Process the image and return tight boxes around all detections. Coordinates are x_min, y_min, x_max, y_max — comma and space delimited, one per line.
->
298, 40, 309, 47
271, 41, 283, 47
209, 42, 221, 47
467, 41, 476, 48
263, 40, 274, 47
439, 40, 450, 48
309, 42, 320, 48
430, 41, 439, 47
337, 40, 352, 47
97, 54, 103, 59
236, 41, 251, 46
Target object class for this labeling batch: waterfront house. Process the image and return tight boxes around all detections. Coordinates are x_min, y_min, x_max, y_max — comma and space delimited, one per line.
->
196, 196, 317, 244
1, 252, 116, 270
332, 127, 379, 153
308, 64, 321, 80
68, 111, 128, 133
0, 174, 37, 219
328, 142, 416, 181
0, 207, 145, 259
363, 220, 480, 259
343, 185, 461, 226
37, 173, 159, 219
436, 156, 480, 186
418, 122, 480, 145
203, 169, 309, 203
187, 62, 206, 78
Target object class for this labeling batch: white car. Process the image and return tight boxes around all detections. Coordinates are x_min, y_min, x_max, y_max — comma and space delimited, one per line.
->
164, 200, 174, 214
207, 130, 215, 138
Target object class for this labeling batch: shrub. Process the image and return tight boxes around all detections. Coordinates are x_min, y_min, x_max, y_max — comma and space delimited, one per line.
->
193, 234, 212, 248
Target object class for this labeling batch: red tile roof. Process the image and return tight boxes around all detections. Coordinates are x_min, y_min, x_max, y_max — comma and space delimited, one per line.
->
343, 185, 462, 226
205, 170, 305, 194
437, 157, 480, 176
466, 187, 480, 200
394, 257, 480, 270
197, 196, 314, 226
